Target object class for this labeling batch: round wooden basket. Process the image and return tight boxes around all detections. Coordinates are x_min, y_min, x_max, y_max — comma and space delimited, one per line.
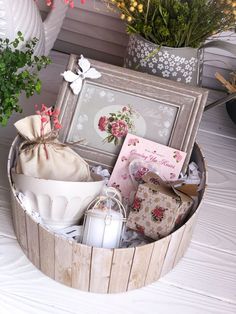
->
8, 136, 207, 294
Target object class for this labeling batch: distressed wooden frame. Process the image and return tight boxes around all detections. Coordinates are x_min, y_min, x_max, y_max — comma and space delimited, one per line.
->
56, 54, 208, 171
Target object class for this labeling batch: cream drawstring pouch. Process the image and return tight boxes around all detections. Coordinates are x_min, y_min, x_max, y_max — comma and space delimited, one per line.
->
14, 115, 91, 182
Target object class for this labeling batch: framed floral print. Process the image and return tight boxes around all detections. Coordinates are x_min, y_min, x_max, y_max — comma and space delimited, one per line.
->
57, 54, 208, 172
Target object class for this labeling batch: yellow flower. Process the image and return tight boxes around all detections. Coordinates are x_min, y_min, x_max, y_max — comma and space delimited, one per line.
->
127, 16, 132, 22
137, 3, 143, 10
120, 13, 126, 20
130, 6, 135, 12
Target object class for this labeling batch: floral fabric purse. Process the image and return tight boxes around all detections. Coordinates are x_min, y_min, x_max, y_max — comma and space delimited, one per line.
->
14, 113, 91, 182
126, 172, 193, 240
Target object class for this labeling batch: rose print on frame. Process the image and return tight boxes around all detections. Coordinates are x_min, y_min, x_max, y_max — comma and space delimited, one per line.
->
65, 81, 175, 157
98, 105, 138, 145
57, 55, 208, 171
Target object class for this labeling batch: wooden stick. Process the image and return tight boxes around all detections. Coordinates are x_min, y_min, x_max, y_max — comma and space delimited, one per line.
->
215, 72, 236, 93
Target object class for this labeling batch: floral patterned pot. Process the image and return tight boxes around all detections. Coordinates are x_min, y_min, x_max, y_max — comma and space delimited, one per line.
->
124, 34, 204, 86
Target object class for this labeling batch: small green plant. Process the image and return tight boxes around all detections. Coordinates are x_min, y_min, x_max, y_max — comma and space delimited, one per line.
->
104, 0, 236, 48
0, 32, 51, 126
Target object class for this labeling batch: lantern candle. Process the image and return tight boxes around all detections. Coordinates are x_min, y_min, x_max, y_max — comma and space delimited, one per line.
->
82, 187, 126, 249
82, 208, 123, 249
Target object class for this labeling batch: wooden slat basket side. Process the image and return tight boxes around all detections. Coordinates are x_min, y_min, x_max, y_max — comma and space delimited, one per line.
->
7, 136, 207, 294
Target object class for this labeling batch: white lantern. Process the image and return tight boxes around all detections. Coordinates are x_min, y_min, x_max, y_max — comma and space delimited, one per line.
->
82, 188, 126, 249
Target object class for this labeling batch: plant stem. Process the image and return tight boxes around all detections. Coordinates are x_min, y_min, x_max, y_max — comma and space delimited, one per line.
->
145, 0, 150, 25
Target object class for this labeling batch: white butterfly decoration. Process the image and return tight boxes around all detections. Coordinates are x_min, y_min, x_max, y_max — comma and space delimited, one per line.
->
61, 55, 101, 95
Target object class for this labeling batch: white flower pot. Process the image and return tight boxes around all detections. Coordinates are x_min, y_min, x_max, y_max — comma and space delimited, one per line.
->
124, 34, 204, 86
12, 171, 105, 229
0, 0, 68, 56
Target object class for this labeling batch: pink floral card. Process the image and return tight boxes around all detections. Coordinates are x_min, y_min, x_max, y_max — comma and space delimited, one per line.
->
108, 133, 186, 203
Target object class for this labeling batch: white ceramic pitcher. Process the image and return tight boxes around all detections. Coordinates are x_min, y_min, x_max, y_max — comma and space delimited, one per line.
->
0, 0, 68, 55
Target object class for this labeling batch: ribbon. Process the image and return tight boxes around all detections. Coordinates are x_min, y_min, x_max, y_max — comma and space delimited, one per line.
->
19, 131, 84, 160
19, 131, 65, 160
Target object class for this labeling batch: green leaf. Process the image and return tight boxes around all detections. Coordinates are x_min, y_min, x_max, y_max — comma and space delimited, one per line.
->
107, 135, 115, 143
114, 137, 119, 145
0, 33, 50, 125
1, 115, 9, 127
35, 80, 41, 93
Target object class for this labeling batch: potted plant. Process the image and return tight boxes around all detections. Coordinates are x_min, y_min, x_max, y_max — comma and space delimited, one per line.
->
103, 0, 236, 86
0, 32, 51, 126
215, 71, 236, 124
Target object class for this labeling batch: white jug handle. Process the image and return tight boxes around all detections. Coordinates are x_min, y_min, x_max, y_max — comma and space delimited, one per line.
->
43, 0, 68, 55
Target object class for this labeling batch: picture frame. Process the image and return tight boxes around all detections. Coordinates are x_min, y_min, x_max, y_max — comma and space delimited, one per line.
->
56, 54, 208, 172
